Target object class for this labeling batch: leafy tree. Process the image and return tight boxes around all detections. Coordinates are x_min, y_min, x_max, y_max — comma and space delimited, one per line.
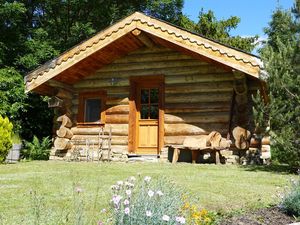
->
258, 4, 300, 168
180, 9, 258, 52
0, 116, 13, 162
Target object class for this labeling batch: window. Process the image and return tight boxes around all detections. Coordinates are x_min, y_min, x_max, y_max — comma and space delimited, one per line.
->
78, 91, 106, 125
140, 88, 159, 119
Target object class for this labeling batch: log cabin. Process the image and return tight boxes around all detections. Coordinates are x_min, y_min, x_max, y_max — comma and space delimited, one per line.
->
24, 12, 269, 164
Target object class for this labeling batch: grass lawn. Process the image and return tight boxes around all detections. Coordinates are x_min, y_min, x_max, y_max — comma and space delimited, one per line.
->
0, 161, 296, 224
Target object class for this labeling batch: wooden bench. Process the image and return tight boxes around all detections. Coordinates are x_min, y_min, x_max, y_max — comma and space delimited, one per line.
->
167, 145, 221, 164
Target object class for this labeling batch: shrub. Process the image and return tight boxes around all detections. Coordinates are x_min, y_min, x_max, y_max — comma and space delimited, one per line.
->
281, 177, 300, 217
0, 116, 13, 162
101, 175, 216, 225
22, 136, 51, 160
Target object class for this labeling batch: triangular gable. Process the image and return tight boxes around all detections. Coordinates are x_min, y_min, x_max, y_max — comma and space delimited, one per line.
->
25, 12, 265, 93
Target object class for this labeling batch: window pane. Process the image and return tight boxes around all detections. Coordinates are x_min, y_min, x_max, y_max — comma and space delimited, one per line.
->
150, 105, 158, 119
141, 89, 149, 104
85, 98, 101, 122
150, 88, 158, 103
141, 104, 149, 119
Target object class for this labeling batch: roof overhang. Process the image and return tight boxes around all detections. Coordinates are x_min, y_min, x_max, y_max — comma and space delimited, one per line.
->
25, 12, 266, 95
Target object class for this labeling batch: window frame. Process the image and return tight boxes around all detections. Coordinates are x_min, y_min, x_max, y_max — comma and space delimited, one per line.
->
77, 91, 106, 126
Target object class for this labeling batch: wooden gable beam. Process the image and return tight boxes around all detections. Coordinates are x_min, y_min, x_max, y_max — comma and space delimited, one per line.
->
131, 29, 155, 48
135, 19, 261, 79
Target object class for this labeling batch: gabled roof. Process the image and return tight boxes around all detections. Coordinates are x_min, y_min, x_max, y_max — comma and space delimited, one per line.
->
25, 12, 265, 95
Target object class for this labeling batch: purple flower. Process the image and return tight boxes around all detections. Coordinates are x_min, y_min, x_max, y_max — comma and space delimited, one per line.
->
124, 207, 130, 215
75, 186, 83, 193
97, 221, 103, 225
124, 199, 130, 205
112, 195, 122, 206
176, 216, 186, 224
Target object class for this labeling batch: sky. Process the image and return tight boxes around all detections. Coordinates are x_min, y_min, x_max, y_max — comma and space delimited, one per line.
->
183, 0, 295, 38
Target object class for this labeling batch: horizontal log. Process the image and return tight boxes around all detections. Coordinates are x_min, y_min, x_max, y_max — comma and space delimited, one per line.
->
165, 92, 232, 104
71, 144, 128, 153
164, 113, 230, 124
72, 97, 129, 106
71, 135, 128, 145
114, 51, 204, 64
74, 78, 129, 89
106, 105, 130, 115
165, 102, 231, 113
97, 59, 208, 72
261, 136, 270, 145
164, 124, 207, 136
54, 137, 72, 150
71, 124, 128, 136
164, 135, 209, 145
105, 114, 129, 124
88, 65, 229, 80
165, 81, 233, 94
56, 126, 73, 139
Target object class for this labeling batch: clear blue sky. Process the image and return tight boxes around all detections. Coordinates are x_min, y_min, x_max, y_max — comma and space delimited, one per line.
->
183, 0, 295, 37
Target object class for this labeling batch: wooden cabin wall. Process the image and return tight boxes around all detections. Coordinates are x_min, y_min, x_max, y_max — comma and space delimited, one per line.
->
71, 46, 238, 152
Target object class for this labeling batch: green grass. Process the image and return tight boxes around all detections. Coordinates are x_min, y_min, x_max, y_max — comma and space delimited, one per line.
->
0, 161, 297, 224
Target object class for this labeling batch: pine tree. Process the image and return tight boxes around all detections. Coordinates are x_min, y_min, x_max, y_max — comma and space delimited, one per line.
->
258, 4, 300, 168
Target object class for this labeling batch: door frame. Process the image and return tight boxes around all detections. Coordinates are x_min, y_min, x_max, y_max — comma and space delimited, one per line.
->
128, 75, 164, 154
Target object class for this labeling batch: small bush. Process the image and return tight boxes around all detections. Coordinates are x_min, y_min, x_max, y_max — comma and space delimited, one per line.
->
102, 175, 216, 225
281, 178, 300, 217
0, 116, 13, 162
22, 136, 51, 160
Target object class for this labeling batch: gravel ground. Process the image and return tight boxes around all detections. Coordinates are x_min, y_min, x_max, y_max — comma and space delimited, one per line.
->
219, 207, 296, 225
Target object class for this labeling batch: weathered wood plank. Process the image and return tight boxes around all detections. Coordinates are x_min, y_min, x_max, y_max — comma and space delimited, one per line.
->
165, 92, 232, 103
164, 112, 230, 124
71, 124, 128, 136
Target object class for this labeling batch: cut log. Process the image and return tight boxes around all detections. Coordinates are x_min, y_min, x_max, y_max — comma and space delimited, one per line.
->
261, 136, 270, 145
56, 126, 73, 139
208, 131, 222, 148
57, 114, 72, 128
218, 138, 231, 149
54, 137, 72, 150
182, 136, 207, 149
232, 126, 251, 150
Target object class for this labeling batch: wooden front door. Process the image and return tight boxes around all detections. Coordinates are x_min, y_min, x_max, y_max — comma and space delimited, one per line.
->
129, 76, 164, 155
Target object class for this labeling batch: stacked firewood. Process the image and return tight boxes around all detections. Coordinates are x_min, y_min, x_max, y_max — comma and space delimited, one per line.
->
54, 115, 73, 150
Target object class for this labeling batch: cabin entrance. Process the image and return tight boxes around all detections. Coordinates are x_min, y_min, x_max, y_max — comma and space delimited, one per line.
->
129, 76, 164, 155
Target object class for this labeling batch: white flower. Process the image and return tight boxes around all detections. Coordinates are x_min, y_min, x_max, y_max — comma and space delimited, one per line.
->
124, 207, 130, 215
125, 181, 134, 188
148, 190, 154, 198
129, 176, 136, 182
162, 215, 170, 221
117, 181, 124, 186
126, 189, 132, 196
112, 195, 122, 205
176, 216, 186, 224
101, 208, 106, 213
146, 210, 152, 217
144, 176, 151, 183
111, 185, 119, 190
156, 190, 164, 196
124, 199, 130, 205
